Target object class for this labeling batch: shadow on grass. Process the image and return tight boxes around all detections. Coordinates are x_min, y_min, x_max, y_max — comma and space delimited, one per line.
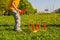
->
0, 24, 14, 31
0, 27, 14, 31
22, 24, 60, 26
0, 24, 13, 26
0, 24, 60, 27
5, 28, 14, 31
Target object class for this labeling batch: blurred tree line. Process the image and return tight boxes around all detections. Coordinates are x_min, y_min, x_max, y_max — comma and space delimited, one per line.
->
0, 0, 37, 16
0, 0, 10, 15
52, 8, 60, 13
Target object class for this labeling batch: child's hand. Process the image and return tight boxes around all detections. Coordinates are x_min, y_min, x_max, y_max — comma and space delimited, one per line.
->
17, 10, 22, 14
18, 10, 21, 13
18, 9, 26, 14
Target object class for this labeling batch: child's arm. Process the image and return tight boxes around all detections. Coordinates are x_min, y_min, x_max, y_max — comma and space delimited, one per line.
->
12, 2, 18, 11
12, 2, 22, 13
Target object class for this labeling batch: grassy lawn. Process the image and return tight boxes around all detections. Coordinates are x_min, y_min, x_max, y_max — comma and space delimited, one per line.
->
0, 13, 60, 40
0, 26, 60, 40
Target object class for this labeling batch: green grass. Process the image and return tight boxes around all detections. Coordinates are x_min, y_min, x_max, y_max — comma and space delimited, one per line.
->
0, 13, 60, 40
0, 26, 60, 40
0, 13, 60, 25
21, 13, 60, 25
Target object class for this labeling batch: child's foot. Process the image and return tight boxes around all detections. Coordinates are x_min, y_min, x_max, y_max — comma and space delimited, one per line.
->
13, 27, 22, 32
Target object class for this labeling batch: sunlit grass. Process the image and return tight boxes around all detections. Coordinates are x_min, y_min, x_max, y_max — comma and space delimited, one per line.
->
0, 13, 60, 40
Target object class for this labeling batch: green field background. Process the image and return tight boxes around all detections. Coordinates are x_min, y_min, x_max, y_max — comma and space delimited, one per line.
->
0, 13, 60, 26
0, 13, 60, 40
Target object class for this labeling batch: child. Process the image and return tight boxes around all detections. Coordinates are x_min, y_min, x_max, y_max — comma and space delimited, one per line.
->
8, 0, 22, 31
